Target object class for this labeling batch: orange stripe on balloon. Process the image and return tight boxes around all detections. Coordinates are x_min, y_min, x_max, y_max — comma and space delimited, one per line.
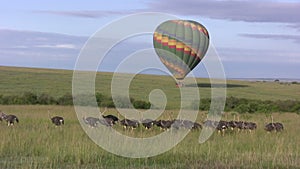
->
176, 42, 184, 50
162, 36, 169, 46
168, 39, 176, 45
154, 32, 162, 43
197, 26, 209, 36
184, 47, 191, 51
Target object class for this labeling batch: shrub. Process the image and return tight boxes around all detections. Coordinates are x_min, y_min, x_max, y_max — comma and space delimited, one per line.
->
37, 93, 57, 105
292, 103, 300, 113
22, 92, 38, 104
96, 93, 106, 104
0, 92, 300, 112
133, 100, 151, 109
225, 96, 239, 111
57, 93, 73, 105
199, 98, 211, 111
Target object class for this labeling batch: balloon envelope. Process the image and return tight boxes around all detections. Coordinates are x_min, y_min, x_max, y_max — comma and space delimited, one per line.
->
153, 20, 209, 80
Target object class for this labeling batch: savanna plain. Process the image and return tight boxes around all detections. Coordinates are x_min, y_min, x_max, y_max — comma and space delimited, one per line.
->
0, 66, 299, 169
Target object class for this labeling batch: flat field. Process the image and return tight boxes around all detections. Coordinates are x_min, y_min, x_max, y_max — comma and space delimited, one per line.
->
0, 105, 299, 169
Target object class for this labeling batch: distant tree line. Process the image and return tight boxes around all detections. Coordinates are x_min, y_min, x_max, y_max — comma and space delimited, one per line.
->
196, 96, 300, 114
0, 92, 299, 113
0, 92, 151, 109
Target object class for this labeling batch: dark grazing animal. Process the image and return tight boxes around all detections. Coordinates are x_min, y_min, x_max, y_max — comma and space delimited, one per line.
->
244, 122, 257, 132
228, 120, 238, 130
192, 122, 202, 130
155, 120, 174, 130
203, 120, 218, 129
171, 119, 184, 129
216, 120, 228, 134
141, 119, 154, 129
171, 119, 201, 130
83, 116, 100, 127
236, 121, 245, 131
265, 122, 284, 132
182, 120, 195, 129
4, 115, 19, 126
120, 119, 139, 129
0, 111, 7, 121
99, 117, 114, 127
265, 123, 275, 132
51, 116, 64, 126
274, 122, 284, 131
102, 115, 119, 124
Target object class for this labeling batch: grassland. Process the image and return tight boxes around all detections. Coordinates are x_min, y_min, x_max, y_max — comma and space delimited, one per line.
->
0, 66, 300, 168
0, 105, 299, 169
0, 66, 300, 106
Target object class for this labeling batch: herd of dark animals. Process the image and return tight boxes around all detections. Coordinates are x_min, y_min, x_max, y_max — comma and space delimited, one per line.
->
82, 115, 203, 130
204, 120, 258, 133
0, 110, 64, 126
0, 110, 284, 133
81, 110, 284, 133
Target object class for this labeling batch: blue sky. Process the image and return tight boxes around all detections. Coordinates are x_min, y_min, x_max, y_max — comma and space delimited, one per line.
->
1, 0, 300, 79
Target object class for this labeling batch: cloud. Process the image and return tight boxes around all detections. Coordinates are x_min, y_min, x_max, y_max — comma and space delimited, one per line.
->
288, 23, 300, 31
35, 44, 77, 49
144, 0, 300, 23
0, 29, 87, 69
33, 1, 300, 23
33, 10, 134, 18
239, 33, 300, 44
0, 29, 87, 49
218, 47, 300, 64
0, 29, 154, 71
32, 1, 300, 33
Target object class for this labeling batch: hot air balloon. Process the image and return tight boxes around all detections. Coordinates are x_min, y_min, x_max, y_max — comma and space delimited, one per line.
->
153, 20, 209, 87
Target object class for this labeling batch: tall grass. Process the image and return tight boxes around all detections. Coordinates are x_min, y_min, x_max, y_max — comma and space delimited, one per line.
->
0, 105, 299, 168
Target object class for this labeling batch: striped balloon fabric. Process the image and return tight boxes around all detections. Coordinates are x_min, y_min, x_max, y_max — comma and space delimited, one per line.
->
153, 20, 209, 80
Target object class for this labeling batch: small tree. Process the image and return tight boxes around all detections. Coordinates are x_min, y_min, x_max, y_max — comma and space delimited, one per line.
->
37, 93, 56, 105
57, 93, 73, 105
133, 100, 151, 109
22, 92, 38, 104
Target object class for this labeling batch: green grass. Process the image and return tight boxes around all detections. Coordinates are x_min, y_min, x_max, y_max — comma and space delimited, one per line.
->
0, 66, 300, 168
0, 66, 300, 109
0, 105, 299, 168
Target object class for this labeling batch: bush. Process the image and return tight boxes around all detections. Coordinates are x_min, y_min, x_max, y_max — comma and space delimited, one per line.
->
57, 93, 73, 105
0, 92, 300, 112
225, 96, 240, 111
199, 98, 211, 111
292, 103, 300, 113
133, 100, 151, 109
37, 93, 57, 105
96, 93, 106, 104
22, 92, 38, 104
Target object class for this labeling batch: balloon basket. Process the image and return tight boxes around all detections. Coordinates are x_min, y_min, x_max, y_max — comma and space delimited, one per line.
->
175, 80, 184, 88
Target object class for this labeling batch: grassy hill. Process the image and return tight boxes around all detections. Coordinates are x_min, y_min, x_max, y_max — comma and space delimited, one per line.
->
0, 66, 299, 103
